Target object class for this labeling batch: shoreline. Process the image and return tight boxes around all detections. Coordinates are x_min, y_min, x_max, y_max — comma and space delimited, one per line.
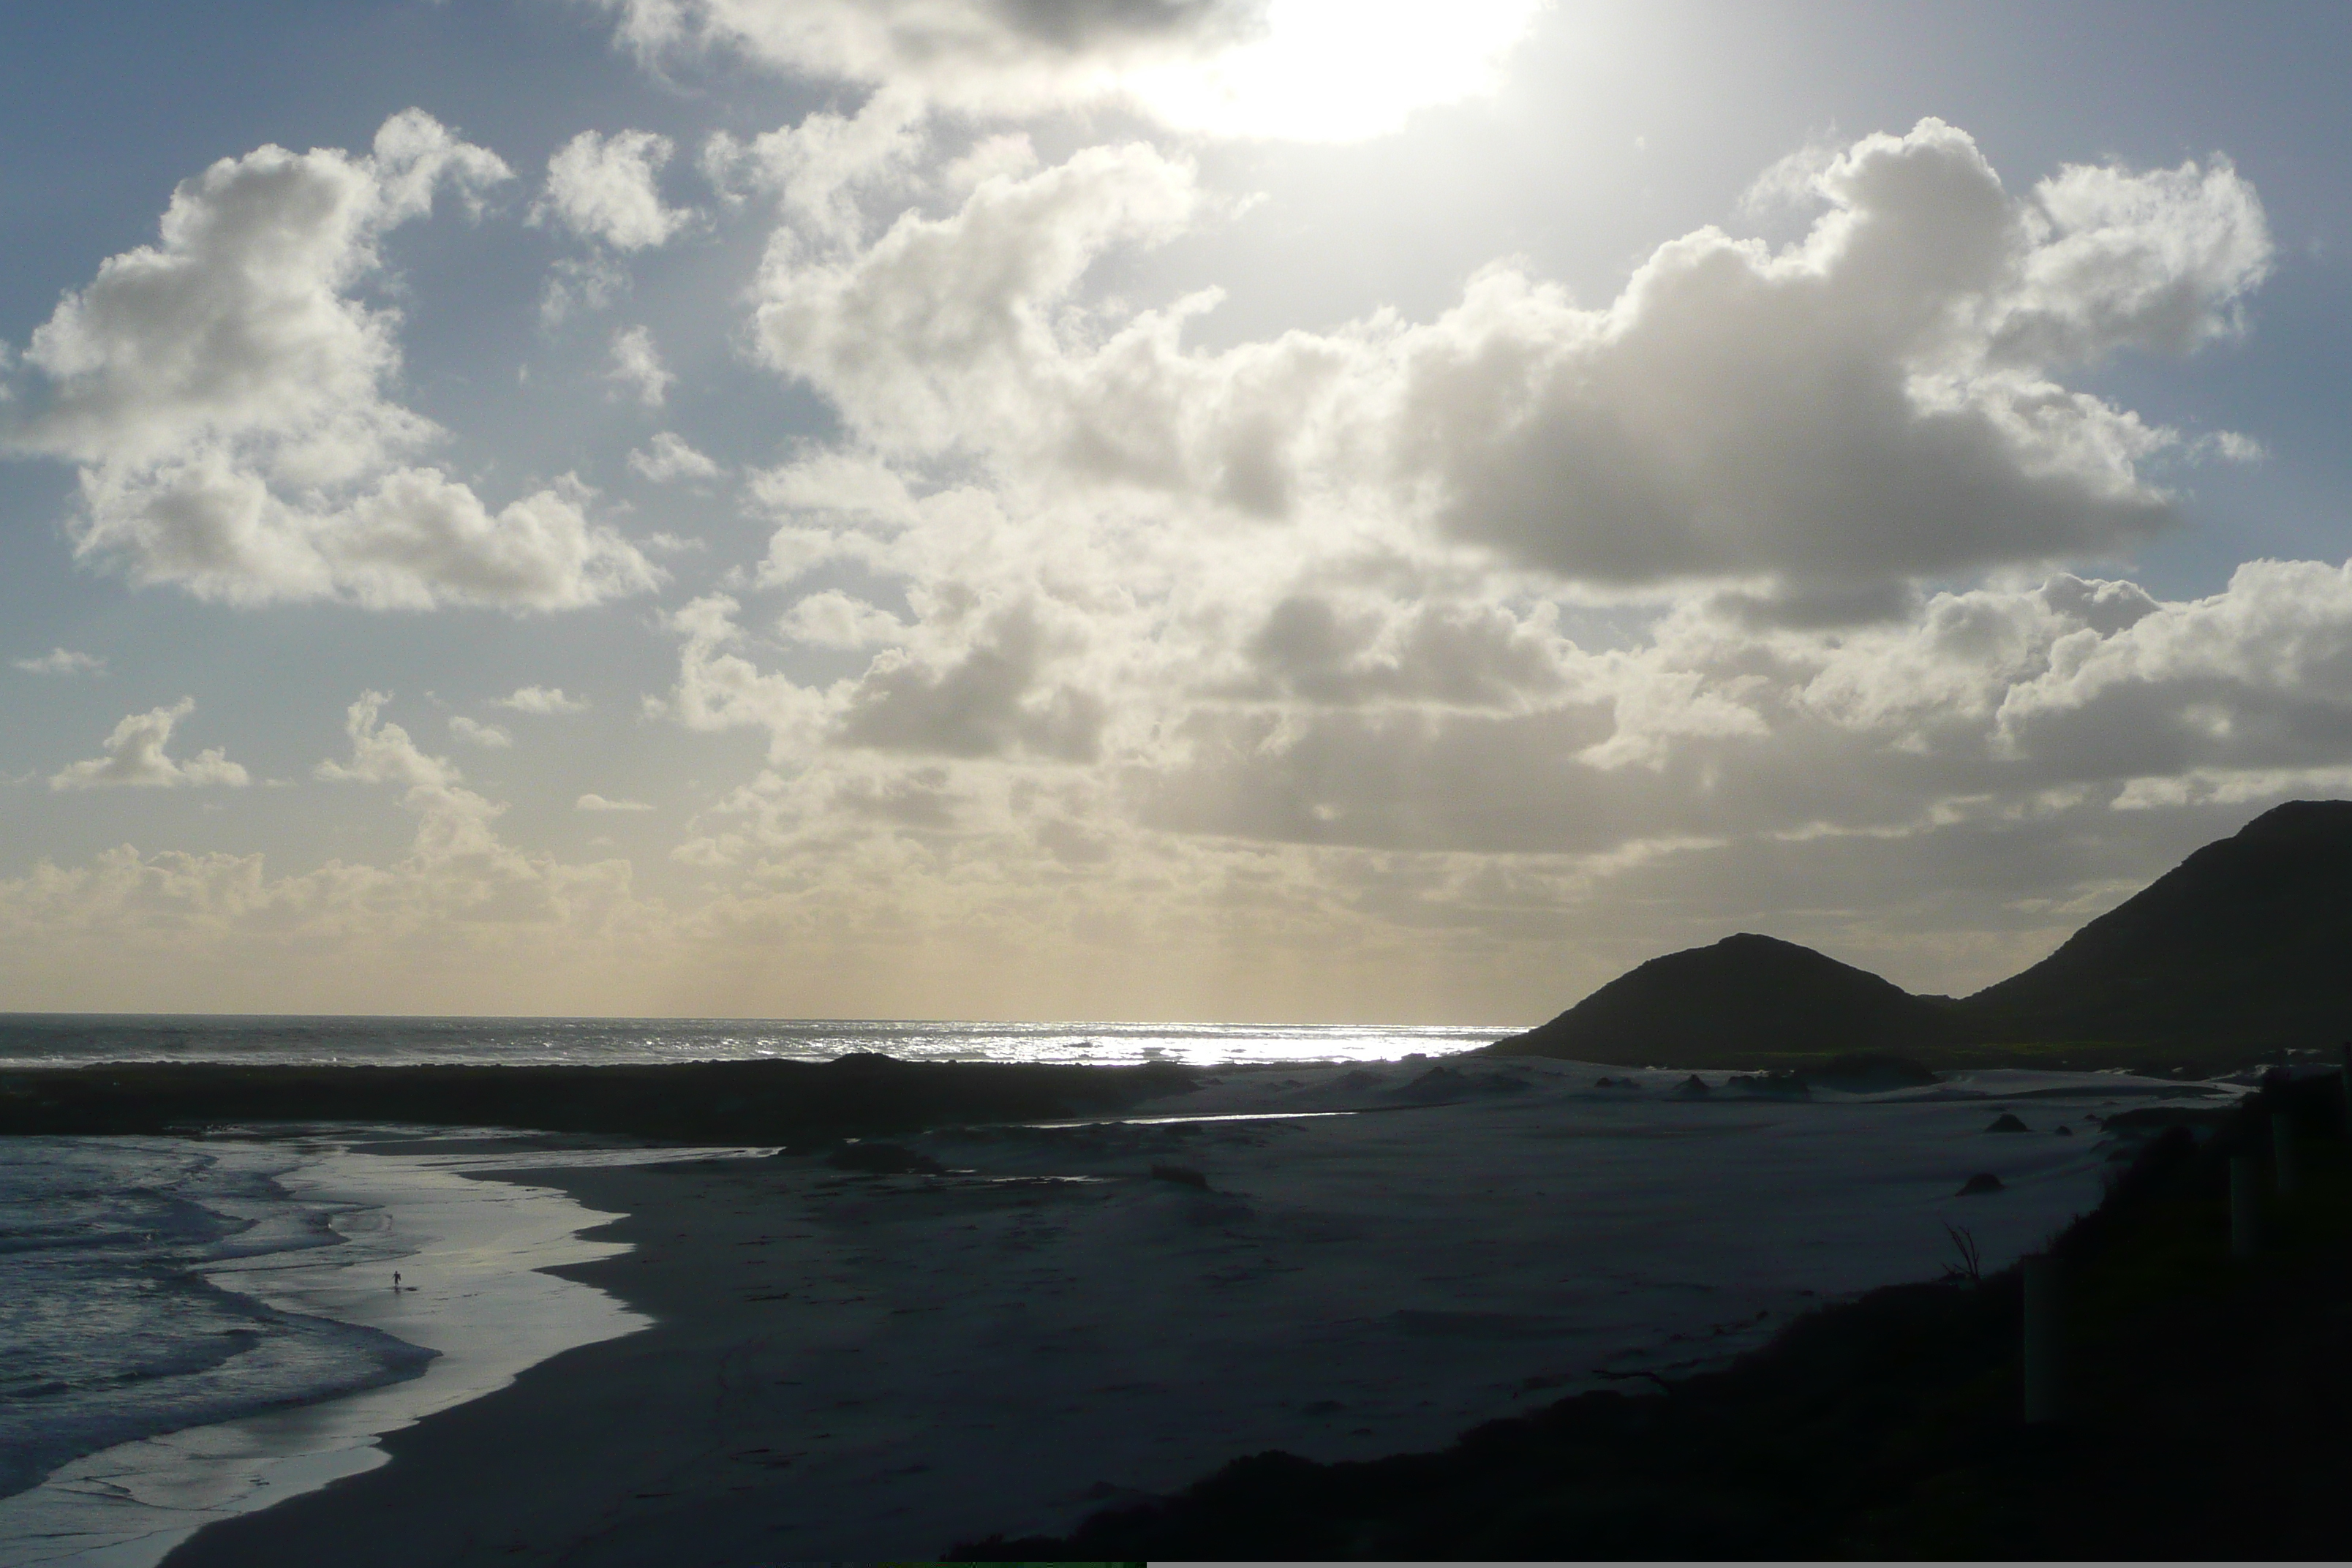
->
154, 1058, 2206, 1566
0, 1132, 656, 1568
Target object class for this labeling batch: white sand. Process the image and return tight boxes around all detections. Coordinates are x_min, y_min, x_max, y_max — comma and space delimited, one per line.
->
151, 1058, 2234, 1564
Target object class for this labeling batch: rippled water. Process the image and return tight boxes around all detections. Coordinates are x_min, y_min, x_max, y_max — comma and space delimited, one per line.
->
0, 1014, 1505, 1070
0, 1137, 432, 1508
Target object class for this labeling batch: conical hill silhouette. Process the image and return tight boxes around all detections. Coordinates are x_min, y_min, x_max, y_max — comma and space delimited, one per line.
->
1488, 800, 2352, 1068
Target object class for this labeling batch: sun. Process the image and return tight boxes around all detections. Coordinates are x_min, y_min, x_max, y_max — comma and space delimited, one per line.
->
1123, 0, 1549, 143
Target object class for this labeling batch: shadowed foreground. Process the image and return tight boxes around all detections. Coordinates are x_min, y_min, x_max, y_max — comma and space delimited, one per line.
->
957, 1071, 2352, 1560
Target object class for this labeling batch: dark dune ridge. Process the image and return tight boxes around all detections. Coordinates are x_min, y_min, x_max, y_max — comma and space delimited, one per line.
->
0, 1054, 1195, 1141
956, 1069, 2352, 1561
1489, 798, 2352, 1070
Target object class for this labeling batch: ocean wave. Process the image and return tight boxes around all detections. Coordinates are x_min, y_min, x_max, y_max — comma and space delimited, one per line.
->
0, 1139, 434, 1503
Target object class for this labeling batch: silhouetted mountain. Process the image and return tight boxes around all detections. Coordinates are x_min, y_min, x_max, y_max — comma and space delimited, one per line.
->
1484, 799, 2352, 1070
1485, 932, 1955, 1067
1958, 799, 2352, 1052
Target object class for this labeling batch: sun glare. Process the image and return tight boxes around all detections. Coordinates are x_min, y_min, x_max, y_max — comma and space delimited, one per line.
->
1126, 0, 1548, 142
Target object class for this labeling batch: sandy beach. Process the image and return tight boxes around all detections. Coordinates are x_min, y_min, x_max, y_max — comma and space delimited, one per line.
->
158, 1058, 2217, 1564
0, 1133, 671, 1568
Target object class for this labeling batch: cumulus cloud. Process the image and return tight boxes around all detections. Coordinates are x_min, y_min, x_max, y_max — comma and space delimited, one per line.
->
656, 593, 831, 747
14, 648, 105, 676
14, 99, 2306, 1014
702, 91, 925, 249
532, 129, 692, 251
1139, 559, 2352, 861
1991, 559, 2352, 777
1, 112, 661, 611
449, 715, 513, 748
3, 693, 658, 1011
750, 121, 2269, 618
1414, 127, 2267, 606
627, 431, 723, 483
539, 255, 630, 327
495, 684, 590, 714
600, 0, 1544, 142
752, 140, 1210, 459
51, 698, 249, 791
837, 603, 1107, 761
577, 793, 654, 811
1236, 597, 1565, 709
314, 691, 461, 790
602, 116, 2307, 1009
606, 325, 674, 407
777, 588, 909, 648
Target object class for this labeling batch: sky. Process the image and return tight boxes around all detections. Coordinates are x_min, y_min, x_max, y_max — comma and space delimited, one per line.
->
2, 0, 2350, 1023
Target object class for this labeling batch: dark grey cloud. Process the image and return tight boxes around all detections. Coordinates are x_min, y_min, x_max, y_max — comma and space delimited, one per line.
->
836, 606, 1107, 761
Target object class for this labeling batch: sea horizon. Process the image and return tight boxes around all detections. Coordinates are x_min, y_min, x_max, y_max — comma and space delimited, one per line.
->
0, 1014, 1513, 1072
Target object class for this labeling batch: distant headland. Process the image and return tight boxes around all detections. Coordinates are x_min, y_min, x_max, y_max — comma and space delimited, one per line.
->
1485, 799, 2352, 1075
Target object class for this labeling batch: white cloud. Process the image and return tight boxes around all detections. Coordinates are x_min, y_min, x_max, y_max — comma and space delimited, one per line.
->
627, 430, 722, 483
702, 92, 925, 249
835, 603, 1105, 762
314, 691, 461, 790
14, 648, 105, 676
600, 0, 1545, 143
449, 715, 513, 748
655, 593, 829, 748
607, 325, 674, 407
939, 132, 1038, 195
539, 254, 630, 327
752, 141, 1210, 459
1990, 558, 2352, 774
51, 698, 249, 791
2, 112, 661, 611
7, 97, 2314, 1015
2190, 429, 2266, 464
777, 588, 908, 648
750, 121, 2269, 616
3, 693, 658, 1011
577, 793, 654, 812
495, 684, 590, 715
593, 116, 2308, 1011
532, 129, 692, 251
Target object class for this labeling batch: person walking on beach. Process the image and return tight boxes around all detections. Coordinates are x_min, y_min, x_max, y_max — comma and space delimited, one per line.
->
392, 1271, 402, 1290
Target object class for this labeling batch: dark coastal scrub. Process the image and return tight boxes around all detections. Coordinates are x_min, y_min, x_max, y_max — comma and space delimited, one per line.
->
957, 1071, 2352, 1560
0, 1055, 1198, 1142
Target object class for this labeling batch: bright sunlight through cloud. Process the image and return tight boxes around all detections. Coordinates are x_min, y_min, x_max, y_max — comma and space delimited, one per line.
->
1127, 0, 1548, 141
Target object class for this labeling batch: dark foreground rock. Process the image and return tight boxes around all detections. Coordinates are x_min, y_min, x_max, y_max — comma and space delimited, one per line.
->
954, 1072, 2352, 1561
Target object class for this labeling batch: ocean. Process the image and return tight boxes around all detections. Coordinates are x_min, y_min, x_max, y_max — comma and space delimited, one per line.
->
0, 1015, 1495, 1564
0, 1014, 1504, 1071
